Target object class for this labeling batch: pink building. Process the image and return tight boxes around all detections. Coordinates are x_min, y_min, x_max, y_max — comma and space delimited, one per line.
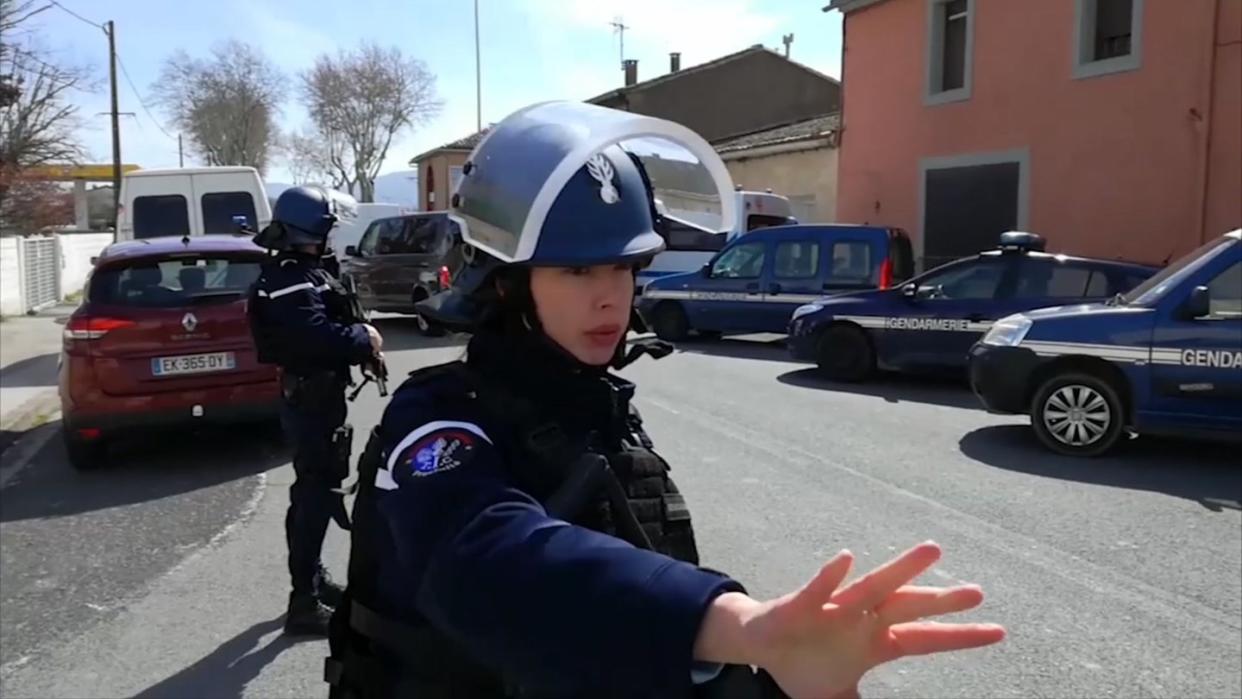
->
825, 0, 1240, 270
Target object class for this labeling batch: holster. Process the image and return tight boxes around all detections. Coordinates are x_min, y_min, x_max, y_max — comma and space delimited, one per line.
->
329, 424, 354, 530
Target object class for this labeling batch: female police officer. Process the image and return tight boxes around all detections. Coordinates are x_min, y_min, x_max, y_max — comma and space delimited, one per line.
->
325, 101, 1004, 699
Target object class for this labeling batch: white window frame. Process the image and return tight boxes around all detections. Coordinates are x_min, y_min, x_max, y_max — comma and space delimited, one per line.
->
924, 0, 975, 106
1073, 0, 1143, 80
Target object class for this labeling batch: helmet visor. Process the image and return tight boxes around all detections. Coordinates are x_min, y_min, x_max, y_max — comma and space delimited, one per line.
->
452, 101, 737, 264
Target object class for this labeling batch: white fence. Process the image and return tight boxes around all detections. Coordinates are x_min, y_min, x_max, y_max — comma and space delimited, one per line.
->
0, 231, 115, 316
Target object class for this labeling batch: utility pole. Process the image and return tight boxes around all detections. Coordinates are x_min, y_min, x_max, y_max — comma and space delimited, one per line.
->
178, 134, 184, 167
106, 20, 121, 217
782, 33, 794, 58
610, 17, 629, 71
474, 0, 482, 132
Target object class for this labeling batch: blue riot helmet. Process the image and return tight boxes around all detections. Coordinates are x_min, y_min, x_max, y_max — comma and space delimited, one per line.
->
417, 100, 738, 330
254, 185, 357, 250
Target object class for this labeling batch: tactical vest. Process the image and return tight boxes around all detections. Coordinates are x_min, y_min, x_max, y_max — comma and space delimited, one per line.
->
326, 361, 702, 699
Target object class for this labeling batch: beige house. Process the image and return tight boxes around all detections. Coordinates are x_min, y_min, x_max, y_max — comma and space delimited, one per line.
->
411, 46, 842, 213
713, 114, 840, 224
407, 131, 488, 211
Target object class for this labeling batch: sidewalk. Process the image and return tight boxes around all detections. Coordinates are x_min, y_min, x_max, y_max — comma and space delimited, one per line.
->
0, 305, 74, 456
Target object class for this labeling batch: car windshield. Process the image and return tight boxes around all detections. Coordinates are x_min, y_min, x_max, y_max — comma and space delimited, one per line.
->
1123, 237, 1236, 307
90, 255, 262, 308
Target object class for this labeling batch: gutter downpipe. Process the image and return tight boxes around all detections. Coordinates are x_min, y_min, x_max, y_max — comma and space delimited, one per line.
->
1195, 0, 1221, 245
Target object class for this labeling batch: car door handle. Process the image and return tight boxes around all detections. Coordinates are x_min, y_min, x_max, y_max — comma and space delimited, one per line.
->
745, 282, 761, 294
769, 283, 783, 294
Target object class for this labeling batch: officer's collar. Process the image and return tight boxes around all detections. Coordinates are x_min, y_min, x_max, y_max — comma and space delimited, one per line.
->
467, 327, 634, 421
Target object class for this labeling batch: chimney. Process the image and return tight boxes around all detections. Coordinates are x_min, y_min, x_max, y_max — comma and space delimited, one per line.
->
623, 59, 638, 86
670, 52, 681, 72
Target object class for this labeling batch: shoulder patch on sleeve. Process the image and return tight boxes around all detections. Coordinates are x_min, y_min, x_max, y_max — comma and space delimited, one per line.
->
376, 421, 492, 490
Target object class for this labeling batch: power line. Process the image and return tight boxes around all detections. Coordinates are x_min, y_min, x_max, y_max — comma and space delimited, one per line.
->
46, 0, 105, 31
116, 52, 175, 141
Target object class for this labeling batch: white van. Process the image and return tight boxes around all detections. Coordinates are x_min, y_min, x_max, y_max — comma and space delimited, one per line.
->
638, 190, 798, 286
116, 166, 272, 241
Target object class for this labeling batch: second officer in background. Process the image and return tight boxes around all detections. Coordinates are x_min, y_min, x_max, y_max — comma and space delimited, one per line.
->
248, 185, 384, 636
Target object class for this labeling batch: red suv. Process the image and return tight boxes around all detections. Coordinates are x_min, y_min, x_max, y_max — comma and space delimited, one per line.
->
59, 235, 281, 469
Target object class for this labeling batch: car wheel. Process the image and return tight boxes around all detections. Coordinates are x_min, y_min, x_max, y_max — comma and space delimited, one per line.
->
652, 303, 690, 342
815, 324, 875, 382
64, 431, 106, 471
1030, 372, 1125, 457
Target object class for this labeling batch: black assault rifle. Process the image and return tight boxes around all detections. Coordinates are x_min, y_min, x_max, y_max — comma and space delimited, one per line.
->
339, 273, 389, 401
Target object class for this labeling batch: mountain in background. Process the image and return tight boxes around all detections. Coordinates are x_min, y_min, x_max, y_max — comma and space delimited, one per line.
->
264, 170, 420, 207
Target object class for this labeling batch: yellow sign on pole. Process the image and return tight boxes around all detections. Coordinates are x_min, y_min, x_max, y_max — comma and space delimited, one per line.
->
21, 164, 141, 181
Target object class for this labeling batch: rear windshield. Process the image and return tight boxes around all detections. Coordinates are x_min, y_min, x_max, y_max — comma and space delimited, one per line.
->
90, 256, 262, 308
202, 191, 258, 233
133, 195, 190, 239
661, 216, 726, 253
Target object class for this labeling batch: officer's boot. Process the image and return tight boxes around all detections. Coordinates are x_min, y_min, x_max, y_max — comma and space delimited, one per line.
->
314, 564, 345, 609
284, 591, 333, 636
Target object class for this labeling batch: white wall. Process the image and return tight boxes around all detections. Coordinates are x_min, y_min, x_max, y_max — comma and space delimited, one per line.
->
0, 232, 114, 316
0, 237, 21, 316
59, 232, 114, 298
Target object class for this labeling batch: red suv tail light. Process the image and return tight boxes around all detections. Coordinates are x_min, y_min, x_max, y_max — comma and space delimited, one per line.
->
878, 258, 894, 289
64, 315, 136, 341
438, 265, 451, 289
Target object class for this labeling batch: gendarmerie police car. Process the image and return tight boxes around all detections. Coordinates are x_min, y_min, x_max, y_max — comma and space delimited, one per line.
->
636, 223, 914, 340
970, 228, 1242, 457
786, 232, 1157, 382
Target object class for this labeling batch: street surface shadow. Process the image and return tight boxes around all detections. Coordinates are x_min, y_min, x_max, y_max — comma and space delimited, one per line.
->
0, 420, 285, 523
0, 352, 59, 388
673, 336, 807, 364
132, 617, 313, 699
777, 368, 981, 410
368, 315, 469, 353
960, 425, 1242, 511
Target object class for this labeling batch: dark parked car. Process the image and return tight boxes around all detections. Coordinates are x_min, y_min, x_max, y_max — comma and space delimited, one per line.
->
340, 212, 462, 335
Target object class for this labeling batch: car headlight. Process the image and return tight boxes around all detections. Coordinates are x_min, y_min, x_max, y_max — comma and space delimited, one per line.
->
981, 315, 1032, 347
792, 303, 823, 321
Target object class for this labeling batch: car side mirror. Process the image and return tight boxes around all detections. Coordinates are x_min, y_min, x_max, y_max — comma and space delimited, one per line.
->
701, 263, 712, 278
89, 256, 99, 265
901, 283, 918, 298
1183, 285, 1211, 318
344, 245, 360, 257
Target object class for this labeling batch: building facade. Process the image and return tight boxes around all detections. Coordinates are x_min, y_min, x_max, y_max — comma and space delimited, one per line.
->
827, 0, 1241, 269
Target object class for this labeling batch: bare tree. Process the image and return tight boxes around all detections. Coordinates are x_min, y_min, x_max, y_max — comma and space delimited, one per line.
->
149, 40, 285, 174
301, 42, 442, 202
1, 0, 91, 216
283, 127, 356, 192
0, 1, 51, 89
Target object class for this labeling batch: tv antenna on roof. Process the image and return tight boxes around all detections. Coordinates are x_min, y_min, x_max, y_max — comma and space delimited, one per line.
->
609, 17, 630, 70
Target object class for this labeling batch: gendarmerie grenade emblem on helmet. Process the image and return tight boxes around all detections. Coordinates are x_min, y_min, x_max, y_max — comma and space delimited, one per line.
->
587, 153, 620, 204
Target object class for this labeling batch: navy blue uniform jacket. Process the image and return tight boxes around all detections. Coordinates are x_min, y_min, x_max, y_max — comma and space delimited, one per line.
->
371, 353, 745, 696
249, 253, 373, 374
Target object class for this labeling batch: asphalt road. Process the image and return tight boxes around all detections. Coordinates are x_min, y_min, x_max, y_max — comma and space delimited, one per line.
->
1, 316, 1239, 699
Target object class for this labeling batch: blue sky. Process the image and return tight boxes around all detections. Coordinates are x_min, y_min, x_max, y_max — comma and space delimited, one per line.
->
29, 0, 843, 185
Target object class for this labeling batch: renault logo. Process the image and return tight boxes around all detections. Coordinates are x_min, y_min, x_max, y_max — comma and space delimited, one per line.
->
182, 312, 198, 332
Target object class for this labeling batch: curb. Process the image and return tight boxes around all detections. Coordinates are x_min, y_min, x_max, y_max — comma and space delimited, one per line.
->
0, 391, 62, 490
0, 417, 60, 490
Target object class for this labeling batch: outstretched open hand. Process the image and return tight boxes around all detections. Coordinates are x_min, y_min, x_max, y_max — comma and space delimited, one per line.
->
747, 542, 1005, 699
